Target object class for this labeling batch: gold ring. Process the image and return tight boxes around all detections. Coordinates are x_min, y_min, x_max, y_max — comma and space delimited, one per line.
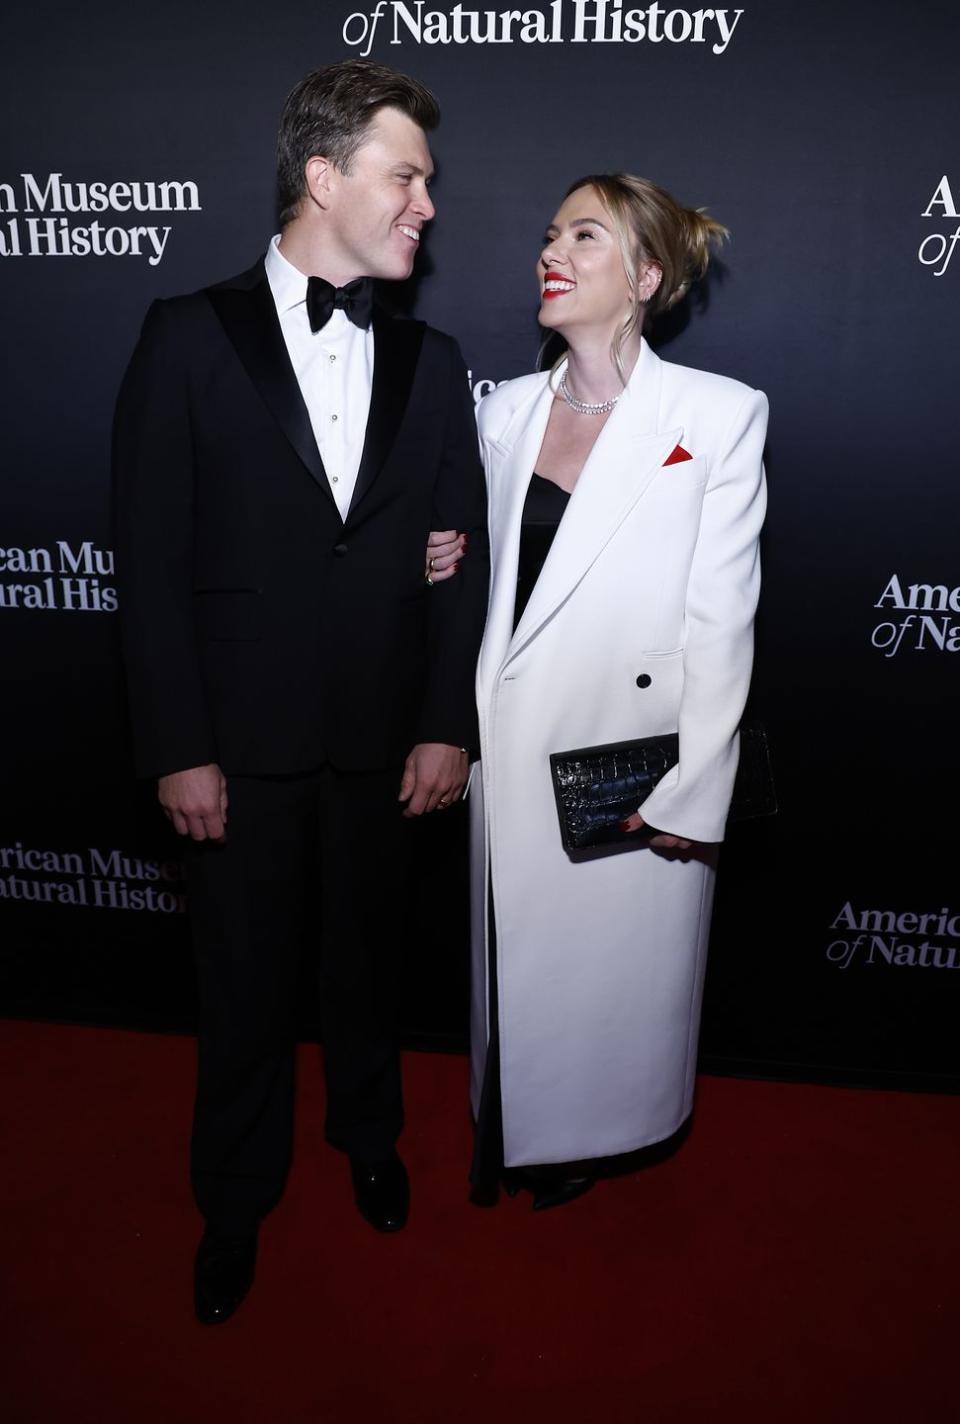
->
425, 573, 434, 586
428, 557, 436, 571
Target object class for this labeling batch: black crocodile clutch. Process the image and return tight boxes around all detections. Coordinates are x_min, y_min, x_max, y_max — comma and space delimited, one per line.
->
549, 722, 776, 852
549, 734, 679, 851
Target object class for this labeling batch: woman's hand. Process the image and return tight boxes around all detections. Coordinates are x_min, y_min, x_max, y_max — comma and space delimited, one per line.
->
425, 528, 466, 584
619, 813, 694, 852
398, 743, 469, 816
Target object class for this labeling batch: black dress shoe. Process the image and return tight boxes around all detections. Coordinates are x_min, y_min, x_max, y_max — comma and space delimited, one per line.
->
349, 1151, 410, 1232
194, 1227, 257, 1325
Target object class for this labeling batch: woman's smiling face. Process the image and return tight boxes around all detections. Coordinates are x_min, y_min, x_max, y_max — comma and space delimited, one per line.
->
537, 186, 634, 336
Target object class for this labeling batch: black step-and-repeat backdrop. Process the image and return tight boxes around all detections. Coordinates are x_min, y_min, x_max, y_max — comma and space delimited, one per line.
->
3, 1, 959, 1086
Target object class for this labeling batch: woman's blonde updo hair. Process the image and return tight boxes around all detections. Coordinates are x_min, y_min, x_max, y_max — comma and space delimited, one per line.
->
563, 173, 728, 381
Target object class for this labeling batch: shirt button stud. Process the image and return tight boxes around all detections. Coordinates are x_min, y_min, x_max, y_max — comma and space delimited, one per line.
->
636, 674, 652, 688
329, 354, 337, 363
331, 413, 338, 422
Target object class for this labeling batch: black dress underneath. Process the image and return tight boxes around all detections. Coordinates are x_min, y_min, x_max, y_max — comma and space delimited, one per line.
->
470, 474, 571, 1190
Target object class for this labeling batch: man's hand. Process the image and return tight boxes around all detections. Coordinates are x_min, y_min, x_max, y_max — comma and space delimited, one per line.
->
158, 764, 228, 842
398, 743, 468, 817
424, 528, 467, 584
619, 813, 694, 852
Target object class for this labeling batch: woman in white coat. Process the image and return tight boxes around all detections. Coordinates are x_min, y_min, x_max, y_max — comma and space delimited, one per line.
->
469, 174, 768, 1209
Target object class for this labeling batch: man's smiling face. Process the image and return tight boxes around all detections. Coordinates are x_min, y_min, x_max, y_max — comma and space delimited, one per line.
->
321, 105, 435, 282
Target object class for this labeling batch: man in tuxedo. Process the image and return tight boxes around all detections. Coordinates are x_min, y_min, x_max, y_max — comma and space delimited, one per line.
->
113, 60, 487, 1324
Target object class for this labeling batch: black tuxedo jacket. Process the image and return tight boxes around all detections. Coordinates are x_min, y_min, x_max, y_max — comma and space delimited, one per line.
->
112, 259, 489, 779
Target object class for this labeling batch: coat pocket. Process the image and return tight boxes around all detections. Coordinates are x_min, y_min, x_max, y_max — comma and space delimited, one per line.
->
626, 650, 685, 730
192, 588, 263, 642
657, 455, 707, 490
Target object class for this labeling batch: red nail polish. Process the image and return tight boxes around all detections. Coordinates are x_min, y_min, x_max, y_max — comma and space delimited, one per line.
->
453, 561, 461, 572
618, 818, 633, 832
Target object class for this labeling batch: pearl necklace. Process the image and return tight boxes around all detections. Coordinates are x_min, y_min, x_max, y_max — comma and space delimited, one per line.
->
559, 371, 621, 416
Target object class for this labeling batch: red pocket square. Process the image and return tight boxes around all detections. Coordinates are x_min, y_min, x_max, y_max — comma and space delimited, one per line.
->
663, 443, 693, 465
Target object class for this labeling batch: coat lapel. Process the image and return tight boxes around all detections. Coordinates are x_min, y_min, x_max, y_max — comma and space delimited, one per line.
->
478, 377, 555, 695
206, 261, 335, 504
347, 310, 425, 519
499, 341, 681, 670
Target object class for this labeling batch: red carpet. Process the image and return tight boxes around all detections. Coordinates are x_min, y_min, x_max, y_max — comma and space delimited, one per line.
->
1, 1021, 957, 1423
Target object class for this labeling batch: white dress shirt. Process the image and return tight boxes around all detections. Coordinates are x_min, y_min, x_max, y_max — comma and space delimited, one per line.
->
264, 234, 374, 520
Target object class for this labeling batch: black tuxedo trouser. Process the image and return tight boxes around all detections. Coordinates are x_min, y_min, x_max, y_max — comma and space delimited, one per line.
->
185, 763, 409, 1235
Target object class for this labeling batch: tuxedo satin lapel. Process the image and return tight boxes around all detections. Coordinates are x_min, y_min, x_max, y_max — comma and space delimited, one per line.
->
348, 312, 425, 519
503, 341, 677, 668
206, 270, 334, 503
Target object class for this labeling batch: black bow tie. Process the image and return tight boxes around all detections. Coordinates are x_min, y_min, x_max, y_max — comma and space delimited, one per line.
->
306, 275, 374, 332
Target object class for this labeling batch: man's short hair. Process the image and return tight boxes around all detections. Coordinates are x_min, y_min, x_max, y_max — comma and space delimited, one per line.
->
277, 59, 441, 226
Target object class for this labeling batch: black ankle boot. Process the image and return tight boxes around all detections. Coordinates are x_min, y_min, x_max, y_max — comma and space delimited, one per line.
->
469, 1180, 501, 1207
502, 1166, 595, 1211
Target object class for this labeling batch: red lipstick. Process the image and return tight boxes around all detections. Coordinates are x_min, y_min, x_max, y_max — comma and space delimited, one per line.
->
542, 269, 577, 299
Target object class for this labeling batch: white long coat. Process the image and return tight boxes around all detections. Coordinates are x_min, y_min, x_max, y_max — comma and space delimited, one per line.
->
470, 339, 768, 1167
